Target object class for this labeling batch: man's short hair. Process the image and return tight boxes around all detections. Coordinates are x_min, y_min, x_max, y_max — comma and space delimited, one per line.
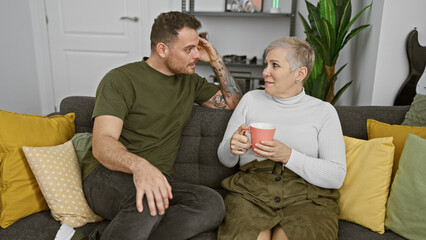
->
150, 11, 201, 51
265, 37, 315, 83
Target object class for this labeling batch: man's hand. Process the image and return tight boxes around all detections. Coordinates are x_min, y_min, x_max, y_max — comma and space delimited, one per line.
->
197, 37, 219, 63
92, 115, 173, 216
132, 161, 173, 216
230, 124, 250, 155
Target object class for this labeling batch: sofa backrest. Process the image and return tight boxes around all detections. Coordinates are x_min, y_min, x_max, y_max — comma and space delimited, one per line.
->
60, 96, 95, 133
335, 105, 410, 140
173, 106, 236, 196
59, 96, 410, 195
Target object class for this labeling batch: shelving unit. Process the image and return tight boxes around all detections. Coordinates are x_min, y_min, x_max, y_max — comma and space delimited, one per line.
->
197, 61, 265, 68
181, 0, 297, 36
188, 11, 291, 17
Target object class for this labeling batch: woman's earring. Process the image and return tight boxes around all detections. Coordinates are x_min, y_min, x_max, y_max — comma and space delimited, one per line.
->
295, 79, 300, 83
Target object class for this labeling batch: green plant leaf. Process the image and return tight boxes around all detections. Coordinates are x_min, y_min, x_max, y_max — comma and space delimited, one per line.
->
331, 80, 352, 105
306, 57, 324, 96
325, 64, 347, 96
321, 19, 332, 52
306, 31, 327, 60
342, 24, 370, 48
338, 3, 372, 46
312, 71, 328, 99
320, 0, 336, 31
298, 12, 313, 34
310, 57, 324, 80
335, 0, 351, 52
306, 1, 324, 38
322, 19, 337, 65
333, 0, 347, 29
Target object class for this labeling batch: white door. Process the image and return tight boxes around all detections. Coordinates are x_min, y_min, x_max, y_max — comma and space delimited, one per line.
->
45, 0, 144, 107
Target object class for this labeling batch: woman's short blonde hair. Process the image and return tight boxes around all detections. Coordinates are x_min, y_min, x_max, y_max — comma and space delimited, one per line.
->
265, 37, 315, 83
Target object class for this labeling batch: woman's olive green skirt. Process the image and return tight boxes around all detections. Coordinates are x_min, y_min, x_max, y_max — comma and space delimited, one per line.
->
218, 160, 339, 240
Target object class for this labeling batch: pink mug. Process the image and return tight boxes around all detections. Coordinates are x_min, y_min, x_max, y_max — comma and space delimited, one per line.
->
242, 123, 276, 152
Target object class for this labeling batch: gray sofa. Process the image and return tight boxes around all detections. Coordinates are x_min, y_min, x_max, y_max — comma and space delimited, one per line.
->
0, 96, 409, 240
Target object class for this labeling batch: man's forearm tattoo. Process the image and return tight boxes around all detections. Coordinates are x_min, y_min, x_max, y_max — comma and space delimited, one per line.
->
212, 60, 243, 109
212, 92, 227, 109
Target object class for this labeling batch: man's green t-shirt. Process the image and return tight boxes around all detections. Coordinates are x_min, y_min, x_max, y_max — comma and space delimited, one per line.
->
81, 59, 219, 179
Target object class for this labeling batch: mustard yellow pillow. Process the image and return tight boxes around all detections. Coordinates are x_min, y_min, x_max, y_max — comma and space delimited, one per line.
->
0, 110, 75, 228
22, 141, 102, 227
338, 136, 394, 234
367, 119, 426, 182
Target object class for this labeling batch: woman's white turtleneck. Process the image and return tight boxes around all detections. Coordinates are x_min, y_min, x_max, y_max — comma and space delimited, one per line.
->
217, 90, 346, 189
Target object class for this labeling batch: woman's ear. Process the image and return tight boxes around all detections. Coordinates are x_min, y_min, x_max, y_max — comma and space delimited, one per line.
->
157, 43, 169, 58
297, 67, 308, 82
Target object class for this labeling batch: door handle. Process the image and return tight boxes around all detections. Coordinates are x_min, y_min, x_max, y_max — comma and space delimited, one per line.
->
120, 16, 139, 22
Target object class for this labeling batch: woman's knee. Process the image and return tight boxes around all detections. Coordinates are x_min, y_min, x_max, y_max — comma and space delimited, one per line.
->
272, 225, 288, 240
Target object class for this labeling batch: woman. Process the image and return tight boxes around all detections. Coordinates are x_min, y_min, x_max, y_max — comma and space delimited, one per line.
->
217, 37, 346, 240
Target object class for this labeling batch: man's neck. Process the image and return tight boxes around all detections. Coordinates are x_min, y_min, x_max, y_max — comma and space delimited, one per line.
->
145, 55, 175, 76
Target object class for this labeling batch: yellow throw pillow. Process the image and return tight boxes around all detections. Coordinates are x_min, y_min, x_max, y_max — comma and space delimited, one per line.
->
22, 141, 102, 227
338, 136, 394, 234
0, 110, 75, 228
367, 119, 426, 182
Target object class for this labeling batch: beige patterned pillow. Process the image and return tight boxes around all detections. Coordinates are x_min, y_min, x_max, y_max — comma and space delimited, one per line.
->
22, 140, 102, 227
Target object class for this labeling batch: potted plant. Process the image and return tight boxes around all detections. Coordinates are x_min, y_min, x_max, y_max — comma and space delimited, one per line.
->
299, 0, 372, 104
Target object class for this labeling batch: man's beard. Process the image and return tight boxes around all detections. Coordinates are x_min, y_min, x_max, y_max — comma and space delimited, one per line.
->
165, 57, 195, 75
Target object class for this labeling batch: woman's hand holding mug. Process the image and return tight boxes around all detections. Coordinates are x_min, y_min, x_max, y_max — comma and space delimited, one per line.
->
253, 139, 292, 164
230, 123, 277, 156
230, 124, 250, 155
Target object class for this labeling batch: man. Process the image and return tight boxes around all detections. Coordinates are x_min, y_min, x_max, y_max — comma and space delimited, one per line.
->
81, 11, 242, 240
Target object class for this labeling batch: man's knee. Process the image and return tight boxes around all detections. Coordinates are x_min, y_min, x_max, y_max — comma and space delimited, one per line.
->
195, 186, 226, 227
102, 194, 163, 240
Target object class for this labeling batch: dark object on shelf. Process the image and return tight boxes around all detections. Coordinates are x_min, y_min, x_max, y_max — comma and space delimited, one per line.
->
223, 54, 247, 64
394, 28, 426, 106
249, 56, 257, 64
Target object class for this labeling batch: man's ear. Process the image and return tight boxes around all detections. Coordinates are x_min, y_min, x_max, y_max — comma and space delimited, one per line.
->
157, 43, 169, 58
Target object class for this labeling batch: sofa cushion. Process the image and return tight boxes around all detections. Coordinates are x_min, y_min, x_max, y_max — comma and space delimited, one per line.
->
367, 119, 426, 182
385, 134, 426, 239
0, 110, 75, 228
0, 210, 109, 240
338, 136, 394, 234
338, 220, 405, 240
22, 140, 102, 228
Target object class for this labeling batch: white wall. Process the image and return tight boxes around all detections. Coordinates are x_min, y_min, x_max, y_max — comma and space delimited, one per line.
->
372, 0, 426, 105
1, 0, 425, 115
347, 0, 384, 105
0, 0, 42, 115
